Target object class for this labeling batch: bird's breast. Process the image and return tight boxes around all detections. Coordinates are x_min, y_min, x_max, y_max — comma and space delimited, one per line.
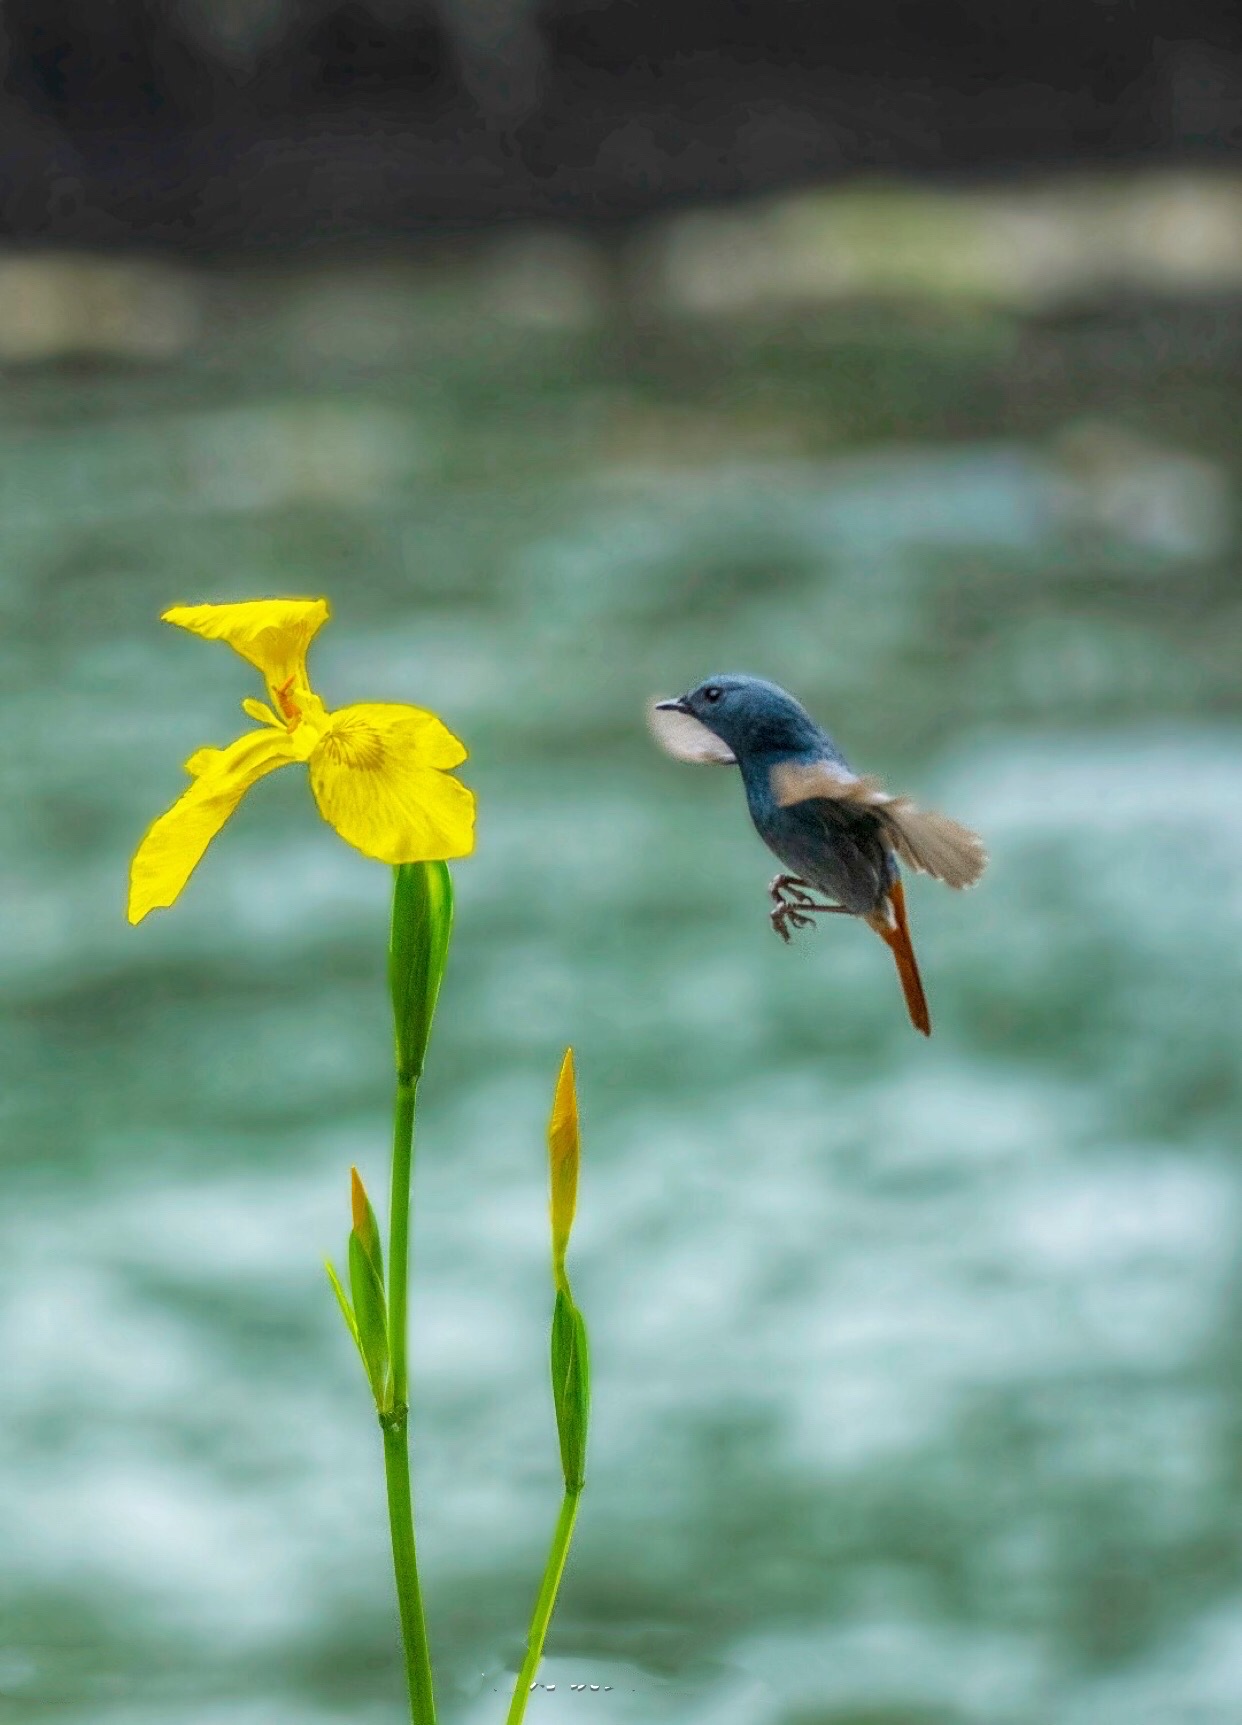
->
748, 786, 895, 917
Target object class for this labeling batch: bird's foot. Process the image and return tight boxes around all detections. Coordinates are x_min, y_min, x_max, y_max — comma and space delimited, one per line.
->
771, 900, 816, 942
767, 875, 845, 942
768, 873, 818, 909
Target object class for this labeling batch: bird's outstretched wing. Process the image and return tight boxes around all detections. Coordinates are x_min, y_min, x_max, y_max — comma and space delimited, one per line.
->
770, 760, 988, 889
647, 702, 737, 765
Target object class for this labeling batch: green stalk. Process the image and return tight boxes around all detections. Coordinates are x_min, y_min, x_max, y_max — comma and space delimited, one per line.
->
377, 861, 454, 1724
388, 1078, 416, 1403
383, 1073, 437, 1725
506, 1490, 582, 1725
382, 1407, 436, 1724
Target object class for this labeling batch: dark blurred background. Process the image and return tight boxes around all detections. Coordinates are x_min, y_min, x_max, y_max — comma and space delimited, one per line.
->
4, 7, 1242, 1725
1, 0, 1240, 245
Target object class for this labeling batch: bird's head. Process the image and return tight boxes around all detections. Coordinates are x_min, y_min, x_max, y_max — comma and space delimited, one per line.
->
650, 674, 823, 765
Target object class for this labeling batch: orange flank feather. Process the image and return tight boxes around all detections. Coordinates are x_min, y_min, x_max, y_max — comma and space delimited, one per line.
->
866, 878, 931, 1037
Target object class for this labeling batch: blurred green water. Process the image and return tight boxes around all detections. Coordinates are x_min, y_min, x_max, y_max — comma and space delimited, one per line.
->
2, 230, 1242, 1725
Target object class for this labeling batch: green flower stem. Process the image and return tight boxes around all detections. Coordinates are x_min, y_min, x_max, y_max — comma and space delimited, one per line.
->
506, 1488, 582, 1725
384, 1072, 437, 1725
382, 1407, 436, 1725
388, 1077, 417, 1404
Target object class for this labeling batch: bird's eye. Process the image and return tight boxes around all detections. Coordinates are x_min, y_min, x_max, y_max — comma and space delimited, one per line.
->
702, 685, 723, 703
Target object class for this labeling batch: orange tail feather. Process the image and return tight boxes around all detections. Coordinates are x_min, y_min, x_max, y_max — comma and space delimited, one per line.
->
868, 878, 931, 1036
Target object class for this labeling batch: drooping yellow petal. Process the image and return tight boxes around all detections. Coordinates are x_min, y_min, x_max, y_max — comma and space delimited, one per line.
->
548, 1048, 579, 1284
307, 703, 474, 864
184, 746, 223, 778
128, 727, 300, 923
163, 599, 330, 689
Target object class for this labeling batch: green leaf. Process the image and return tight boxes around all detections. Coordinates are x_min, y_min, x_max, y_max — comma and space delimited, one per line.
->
348, 1230, 390, 1406
325, 1258, 364, 1357
550, 1288, 590, 1492
389, 861, 454, 1084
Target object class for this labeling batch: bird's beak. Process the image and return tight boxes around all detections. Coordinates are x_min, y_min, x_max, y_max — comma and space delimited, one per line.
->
654, 696, 691, 714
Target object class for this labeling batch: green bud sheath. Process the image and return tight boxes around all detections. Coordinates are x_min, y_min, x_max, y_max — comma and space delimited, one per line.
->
389, 861, 454, 1084
349, 1229, 390, 1407
550, 1288, 590, 1493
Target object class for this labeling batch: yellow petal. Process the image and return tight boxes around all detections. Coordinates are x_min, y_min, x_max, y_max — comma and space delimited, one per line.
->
163, 599, 330, 688
184, 746, 223, 778
128, 728, 300, 923
548, 1049, 579, 1278
307, 703, 475, 863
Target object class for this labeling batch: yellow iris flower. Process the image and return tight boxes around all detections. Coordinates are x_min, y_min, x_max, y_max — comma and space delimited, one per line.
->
128, 598, 475, 924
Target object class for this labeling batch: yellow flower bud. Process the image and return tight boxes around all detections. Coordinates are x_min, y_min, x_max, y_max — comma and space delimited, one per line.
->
548, 1048, 579, 1291
350, 1166, 384, 1280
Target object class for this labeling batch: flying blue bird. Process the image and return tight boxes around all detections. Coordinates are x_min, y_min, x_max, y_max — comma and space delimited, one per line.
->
650, 675, 987, 1036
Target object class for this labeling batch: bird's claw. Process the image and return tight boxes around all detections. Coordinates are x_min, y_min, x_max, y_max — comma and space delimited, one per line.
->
770, 901, 816, 943
767, 873, 843, 940
769, 873, 817, 909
